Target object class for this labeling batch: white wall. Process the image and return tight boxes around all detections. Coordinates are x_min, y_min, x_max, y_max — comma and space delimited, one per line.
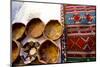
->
12, 2, 61, 25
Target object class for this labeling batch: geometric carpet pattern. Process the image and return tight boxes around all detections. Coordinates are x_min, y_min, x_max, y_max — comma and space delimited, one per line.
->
61, 4, 96, 63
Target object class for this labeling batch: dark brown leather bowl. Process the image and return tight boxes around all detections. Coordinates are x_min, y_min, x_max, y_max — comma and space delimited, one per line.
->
12, 40, 20, 63
25, 18, 45, 38
12, 23, 25, 40
38, 40, 60, 64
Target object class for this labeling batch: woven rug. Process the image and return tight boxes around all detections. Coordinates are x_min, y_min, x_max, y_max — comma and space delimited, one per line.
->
61, 4, 96, 63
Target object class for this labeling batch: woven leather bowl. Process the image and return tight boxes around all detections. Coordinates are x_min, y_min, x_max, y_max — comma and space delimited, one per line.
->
12, 23, 25, 40
44, 20, 63, 40
25, 18, 45, 38
38, 40, 60, 64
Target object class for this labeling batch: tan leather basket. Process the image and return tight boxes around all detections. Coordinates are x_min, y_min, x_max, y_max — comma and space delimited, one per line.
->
44, 20, 63, 40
